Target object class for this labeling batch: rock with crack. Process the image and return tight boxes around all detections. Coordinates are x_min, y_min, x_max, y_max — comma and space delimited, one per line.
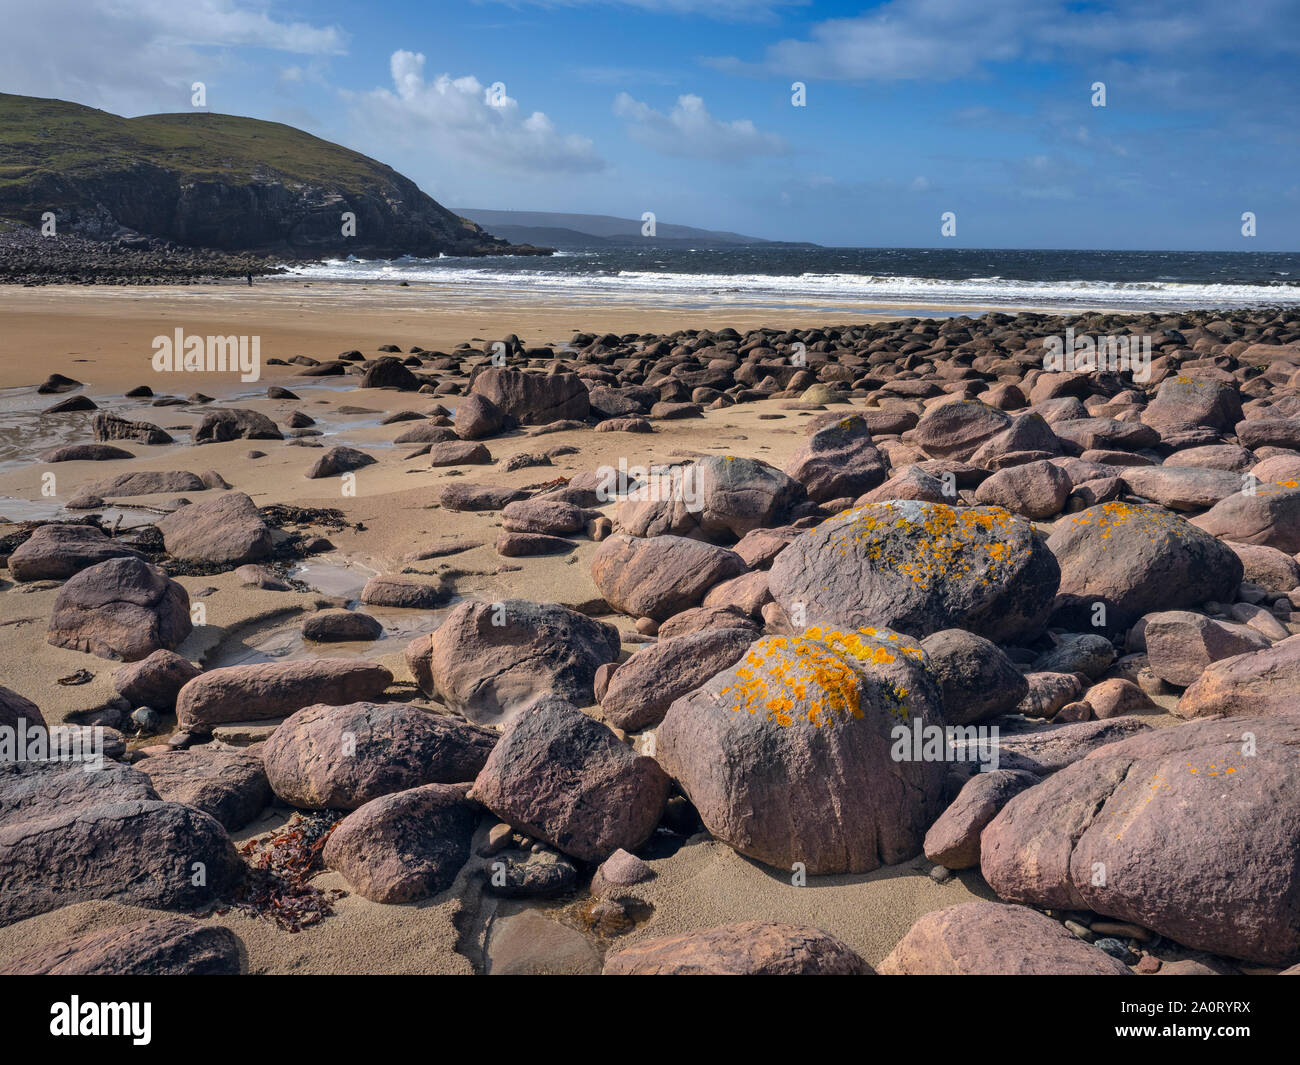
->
981, 715, 1300, 965
469, 697, 669, 863
262, 701, 495, 809
408, 600, 619, 726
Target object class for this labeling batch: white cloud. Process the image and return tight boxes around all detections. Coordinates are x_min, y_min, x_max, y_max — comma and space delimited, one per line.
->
614, 92, 786, 159
346, 51, 604, 174
0, 0, 346, 115
714, 0, 1300, 82
477, 0, 806, 21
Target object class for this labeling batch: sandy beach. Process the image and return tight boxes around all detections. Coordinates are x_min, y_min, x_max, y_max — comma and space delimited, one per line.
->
2, 283, 1297, 979
0, 284, 999, 973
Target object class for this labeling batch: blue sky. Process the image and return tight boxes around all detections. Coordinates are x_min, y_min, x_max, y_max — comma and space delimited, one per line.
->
4, 0, 1298, 249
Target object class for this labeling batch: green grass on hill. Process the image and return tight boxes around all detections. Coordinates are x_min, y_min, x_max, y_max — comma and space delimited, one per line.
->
0, 93, 400, 194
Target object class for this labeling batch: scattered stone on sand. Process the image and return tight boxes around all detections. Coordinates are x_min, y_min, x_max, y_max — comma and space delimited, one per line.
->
469, 697, 670, 862
155, 491, 273, 566
175, 659, 393, 733
93, 411, 172, 445
8, 524, 144, 582
193, 408, 283, 443
410, 599, 619, 725
306, 446, 377, 479
360, 574, 450, 609
323, 782, 479, 902
48, 556, 191, 661
301, 609, 384, 643
263, 701, 495, 809
604, 922, 872, 975
112, 648, 201, 710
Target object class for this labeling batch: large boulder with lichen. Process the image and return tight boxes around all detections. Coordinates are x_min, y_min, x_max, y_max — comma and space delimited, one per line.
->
656, 627, 947, 874
767, 501, 1059, 642
980, 715, 1300, 965
1045, 502, 1244, 633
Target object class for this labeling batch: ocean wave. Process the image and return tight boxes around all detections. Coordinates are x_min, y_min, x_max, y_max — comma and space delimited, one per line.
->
281, 258, 1300, 309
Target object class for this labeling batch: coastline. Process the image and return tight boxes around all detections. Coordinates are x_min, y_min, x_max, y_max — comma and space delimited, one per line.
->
0, 279, 1140, 393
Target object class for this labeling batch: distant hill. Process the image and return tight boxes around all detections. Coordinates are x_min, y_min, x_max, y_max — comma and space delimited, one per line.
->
456, 208, 813, 249
0, 93, 548, 258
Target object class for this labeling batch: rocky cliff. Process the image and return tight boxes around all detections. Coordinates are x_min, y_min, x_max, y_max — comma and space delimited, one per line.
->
0, 94, 548, 258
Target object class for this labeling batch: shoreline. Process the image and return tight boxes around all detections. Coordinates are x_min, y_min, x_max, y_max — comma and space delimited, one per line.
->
0, 281, 1146, 394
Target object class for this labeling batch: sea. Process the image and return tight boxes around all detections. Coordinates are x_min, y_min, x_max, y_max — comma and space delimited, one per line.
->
282, 246, 1300, 317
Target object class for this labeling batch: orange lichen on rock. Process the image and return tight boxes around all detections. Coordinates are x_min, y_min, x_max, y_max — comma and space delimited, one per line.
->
1066, 501, 1181, 544
822, 502, 1021, 589
719, 627, 920, 729
806, 625, 925, 664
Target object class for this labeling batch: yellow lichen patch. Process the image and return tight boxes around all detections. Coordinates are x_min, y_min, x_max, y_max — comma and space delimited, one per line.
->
1186, 760, 1243, 777
824, 502, 1022, 590
805, 624, 926, 663
1066, 500, 1184, 546
718, 627, 921, 729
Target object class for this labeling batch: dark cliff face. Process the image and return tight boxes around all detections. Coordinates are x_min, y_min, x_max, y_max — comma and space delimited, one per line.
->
0, 94, 550, 259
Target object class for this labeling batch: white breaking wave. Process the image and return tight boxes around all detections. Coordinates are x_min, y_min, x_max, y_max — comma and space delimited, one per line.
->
281, 257, 1300, 309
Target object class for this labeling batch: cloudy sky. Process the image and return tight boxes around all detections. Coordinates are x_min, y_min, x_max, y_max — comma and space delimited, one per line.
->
3, 0, 1297, 249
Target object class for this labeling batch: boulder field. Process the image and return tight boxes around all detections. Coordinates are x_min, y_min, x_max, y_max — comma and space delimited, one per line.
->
5, 307, 1300, 976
